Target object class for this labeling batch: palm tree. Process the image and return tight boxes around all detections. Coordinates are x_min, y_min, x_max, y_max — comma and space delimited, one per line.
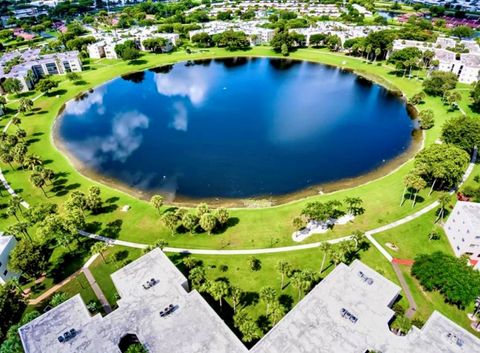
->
269, 300, 285, 325
374, 47, 381, 62
259, 286, 276, 315
91, 241, 109, 263
40, 168, 55, 185
291, 271, 305, 300
23, 154, 43, 171
351, 231, 367, 251
9, 195, 23, 214
239, 318, 260, 343
208, 281, 230, 310
7, 206, 19, 221
15, 128, 26, 141
411, 175, 427, 207
161, 212, 178, 236
150, 194, 163, 214
1, 152, 14, 170
276, 260, 291, 289
11, 117, 21, 127
29, 172, 47, 197
436, 192, 451, 222
231, 286, 242, 313
182, 256, 198, 270
319, 242, 332, 273
18, 98, 33, 114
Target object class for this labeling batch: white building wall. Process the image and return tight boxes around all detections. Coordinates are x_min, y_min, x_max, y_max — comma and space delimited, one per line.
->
0, 236, 17, 285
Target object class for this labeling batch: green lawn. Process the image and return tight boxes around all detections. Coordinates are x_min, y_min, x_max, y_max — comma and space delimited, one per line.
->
26, 272, 98, 315
0, 47, 470, 251
4, 46, 479, 337
88, 245, 143, 307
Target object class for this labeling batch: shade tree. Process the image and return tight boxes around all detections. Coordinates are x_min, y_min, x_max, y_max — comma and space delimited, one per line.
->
441, 115, 480, 153
8, 240, 50, 280
150, 194, 164, 214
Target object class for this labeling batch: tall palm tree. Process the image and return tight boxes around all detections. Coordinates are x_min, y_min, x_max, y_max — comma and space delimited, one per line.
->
436, 192, 451, 222
40, 168, 55, 185
259, 287, 276, 315
276, 260, 291, 289
91, 241, 109, 263
319, 242, 332, 273
29, 172, 47, 197
230, 286, 242, 313
208, 281, 230, 311
18, 98, 33, 114
23, 154, 42, 171
411, 176, 427, 207
269, 300, 285, 325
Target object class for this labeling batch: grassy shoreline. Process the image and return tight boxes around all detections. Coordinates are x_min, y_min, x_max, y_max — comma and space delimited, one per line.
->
0, 47, 467, 250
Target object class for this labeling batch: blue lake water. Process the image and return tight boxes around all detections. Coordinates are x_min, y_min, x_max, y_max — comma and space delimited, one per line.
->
57, 58, 415, 199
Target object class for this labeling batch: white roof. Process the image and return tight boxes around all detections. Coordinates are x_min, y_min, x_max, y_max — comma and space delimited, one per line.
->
19, 253, 480, 353
19, 249, 247, 353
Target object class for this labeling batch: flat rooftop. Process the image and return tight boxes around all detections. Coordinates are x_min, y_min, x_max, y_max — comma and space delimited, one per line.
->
19, 249, 246, 353
19, 252, 480, 353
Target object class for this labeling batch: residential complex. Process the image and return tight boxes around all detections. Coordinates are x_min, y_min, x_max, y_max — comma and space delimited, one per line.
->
292, 22, 387, 45
87, 27, 179, 59
0, 233, 17, 285
0, 49, 82, 92
18, 249, 480, 353
444, 201, 480, 269
190, 1, 342, 19
392, 37, 480, 83
188, 21, 275, 46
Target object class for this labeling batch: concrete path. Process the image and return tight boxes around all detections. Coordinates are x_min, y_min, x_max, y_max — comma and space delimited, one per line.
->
83, 266, 113, 314
28, 269, 82, 306
392, 262, 417, 319
29, 254, 113, 315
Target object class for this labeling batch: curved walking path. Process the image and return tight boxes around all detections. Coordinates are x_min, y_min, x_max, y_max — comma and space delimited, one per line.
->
0, 135, 476, 257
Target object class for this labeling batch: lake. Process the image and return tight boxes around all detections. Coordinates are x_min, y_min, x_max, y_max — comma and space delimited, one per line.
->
57, 58, 415, 200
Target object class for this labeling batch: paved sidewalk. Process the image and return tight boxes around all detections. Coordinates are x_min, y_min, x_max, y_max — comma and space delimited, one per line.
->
28, 269, 82, 306
392, 262, 417, 319
83, 266, 112, 314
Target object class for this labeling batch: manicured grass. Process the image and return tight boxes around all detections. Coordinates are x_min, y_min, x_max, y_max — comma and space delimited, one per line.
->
26, 272, 98, 315
4, 46, 478, 336
88, 245, 143, 307
372, 209, 453, 260
0, 47, 468, 251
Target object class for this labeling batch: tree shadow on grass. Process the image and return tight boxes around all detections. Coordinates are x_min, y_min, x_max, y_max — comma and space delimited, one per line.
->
15, 91, 36, 99
215, 217, 240, 235
105, 196, 120, 204
128, 59, 148, 66
26, 138, 40, 145
100, 203, 118, 214
100, 219, 123, 239
240, 291, 259, 306
279, 294, 294, 311
32, 132, 44, 137
85, 221, 103, 234
55, 183, 81, 197
73, 80, 88, 86
46, 89, 67, 97
257, 315, 271, 333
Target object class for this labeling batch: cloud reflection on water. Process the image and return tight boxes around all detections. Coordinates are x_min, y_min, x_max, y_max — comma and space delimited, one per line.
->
68, 110, 149, 165
65, 86, 107, 116
153, 66, 211, 106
